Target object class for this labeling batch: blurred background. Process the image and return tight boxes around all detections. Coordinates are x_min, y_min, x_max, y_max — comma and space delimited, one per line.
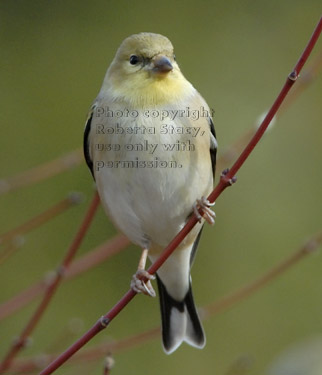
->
0, 1, 322, 374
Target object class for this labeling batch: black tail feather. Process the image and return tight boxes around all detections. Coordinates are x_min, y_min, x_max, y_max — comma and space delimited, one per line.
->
156, 275, 205, 353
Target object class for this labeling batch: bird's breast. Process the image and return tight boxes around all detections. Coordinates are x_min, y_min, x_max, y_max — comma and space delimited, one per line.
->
92, 108, 212, 247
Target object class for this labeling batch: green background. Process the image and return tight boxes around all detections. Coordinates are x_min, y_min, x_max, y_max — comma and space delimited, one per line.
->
1, 1, 322, 374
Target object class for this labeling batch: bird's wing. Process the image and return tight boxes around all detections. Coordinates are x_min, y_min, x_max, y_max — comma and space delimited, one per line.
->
209, 117, 217, 177
83, 105, 95, 178
189, 91, 217, 179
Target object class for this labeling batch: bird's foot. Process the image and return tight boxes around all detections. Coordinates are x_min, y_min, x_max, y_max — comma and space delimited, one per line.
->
193, 196, 216, 225
220, 168, 237, 186
131, 269, 156, 297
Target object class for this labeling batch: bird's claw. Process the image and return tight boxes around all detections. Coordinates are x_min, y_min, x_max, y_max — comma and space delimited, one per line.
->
220, 168, 237, 186
131, 269, 156, 297
193, 196, 216, 225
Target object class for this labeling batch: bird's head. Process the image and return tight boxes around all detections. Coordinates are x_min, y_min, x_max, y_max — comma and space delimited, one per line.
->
102, 33, 194, 107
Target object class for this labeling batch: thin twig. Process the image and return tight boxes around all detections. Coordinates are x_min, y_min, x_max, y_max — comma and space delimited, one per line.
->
38, 17, 322, 375
0, 234, 129, 321
202, 232, 322, 318
0, 192, 100, 373
279, 49, 322, 113
10, 229, 322, 374
0, 149, 83, 196
0, 240, 25, 266
0, 283, 44, 322
43, 318, 85, 355
0, 193, 83, 264
66, 235, 130, 279
216, 49, 322, 172
103, 354, 114, 375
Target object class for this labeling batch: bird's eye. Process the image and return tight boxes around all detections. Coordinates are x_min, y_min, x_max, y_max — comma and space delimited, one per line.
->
173, 54, 176, 61
130, 55, 140, 65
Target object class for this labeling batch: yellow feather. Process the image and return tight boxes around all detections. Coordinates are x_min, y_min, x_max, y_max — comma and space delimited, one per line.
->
108, 70, 194, 107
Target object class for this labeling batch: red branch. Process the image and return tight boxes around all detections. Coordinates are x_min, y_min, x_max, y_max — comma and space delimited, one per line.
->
0, 192, 100, 373
0, 234, 129, 322
0, 193, 82, 264
39, 17, 322, 375
0, 149, 83, 196
10, 228, 322, 374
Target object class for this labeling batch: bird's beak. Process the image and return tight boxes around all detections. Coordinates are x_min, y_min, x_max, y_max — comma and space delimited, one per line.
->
152, 55, 173, 74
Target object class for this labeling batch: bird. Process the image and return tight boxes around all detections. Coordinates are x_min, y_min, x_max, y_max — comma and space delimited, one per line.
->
83, 32, 217, 354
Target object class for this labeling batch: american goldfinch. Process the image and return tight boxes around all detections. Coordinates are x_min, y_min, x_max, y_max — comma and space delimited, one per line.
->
84, 32, 217, 354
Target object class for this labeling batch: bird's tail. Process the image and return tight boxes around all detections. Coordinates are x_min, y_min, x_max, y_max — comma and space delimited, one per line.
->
156, 275, 205, 354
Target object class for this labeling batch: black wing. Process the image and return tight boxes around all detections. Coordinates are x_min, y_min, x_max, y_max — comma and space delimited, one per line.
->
209, 117, 217, 177
83, 108, 94, 179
